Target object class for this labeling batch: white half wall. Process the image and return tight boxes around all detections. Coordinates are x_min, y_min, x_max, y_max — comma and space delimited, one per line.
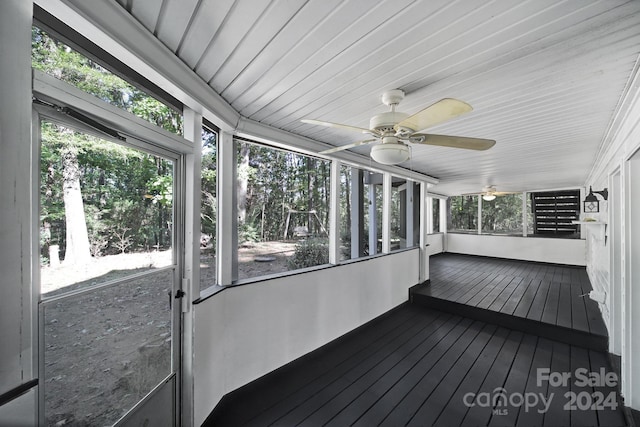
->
446, 233, 586, 266
192, 249, 419, 425
426, 233, 445, 256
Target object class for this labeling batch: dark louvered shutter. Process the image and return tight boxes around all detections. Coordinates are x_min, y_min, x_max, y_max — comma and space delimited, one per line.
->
531, 190, 580, 235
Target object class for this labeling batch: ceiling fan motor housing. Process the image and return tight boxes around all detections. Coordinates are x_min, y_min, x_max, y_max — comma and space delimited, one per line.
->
370, 111, 410, 133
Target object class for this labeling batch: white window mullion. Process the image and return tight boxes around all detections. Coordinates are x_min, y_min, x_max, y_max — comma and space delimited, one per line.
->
217, 131, 235, 286
426, 196, 434, 235
182, 108, 202, 303
406, 181, 415, 247
382, 173, 392, 254
478, 196, 482, 235
522, 192, 528, 236
368, 183, 378, 256
419, 183, 428, 282
329, 160, 341, 264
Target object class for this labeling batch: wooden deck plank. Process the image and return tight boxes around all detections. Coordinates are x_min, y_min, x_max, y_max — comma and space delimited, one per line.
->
512, 278, 542, 318
501, 277, 534, 315
351, 318, 476, 427
524, 279, 551, 322
461, 330, 525, 426
465, 274, 510, 307
488, 276, 524, 312
378, 321, 487, 427
431, 327, 512, 427
428, 268, 482, 298
542, 341, 571, 426
541, 281, 561, 325
434, 270, 491, 300
476, 275, 518, 310
557, 282, 574, 329
296, 313, 459, 426
323, 317, 465, 426
445, 272, 498, 304
570, 346, 598, 427
570, 281, 590, 333
488, 334, 539, 426
515, 337, 553, 427
589, 349, 627, 427
405, 324, 500, 426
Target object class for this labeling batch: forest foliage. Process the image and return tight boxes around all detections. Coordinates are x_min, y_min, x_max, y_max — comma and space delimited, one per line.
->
33, 26, 427, 273
448, 194, 532, 234
34, 27, 179, 263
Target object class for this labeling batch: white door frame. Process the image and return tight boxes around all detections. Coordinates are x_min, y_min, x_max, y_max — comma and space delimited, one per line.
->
623, 148, 640, 409
32, 70, 193, 426
609, 168, 623, 356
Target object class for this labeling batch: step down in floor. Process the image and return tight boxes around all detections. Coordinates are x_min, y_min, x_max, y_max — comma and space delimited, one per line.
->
410, 285, 608, 352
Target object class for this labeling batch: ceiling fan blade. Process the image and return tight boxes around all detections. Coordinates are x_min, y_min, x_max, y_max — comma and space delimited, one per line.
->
319, 139, 378, 154
301, 119, 377, 135
411, 134, 496, 150
394, 98, 472, 132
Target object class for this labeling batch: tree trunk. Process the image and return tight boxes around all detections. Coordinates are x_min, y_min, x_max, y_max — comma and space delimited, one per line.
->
306, 157, 314, 233
237, 142, 250, 225
61, 143, 91, 265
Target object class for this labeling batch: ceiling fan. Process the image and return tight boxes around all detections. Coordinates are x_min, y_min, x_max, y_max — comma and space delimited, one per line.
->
301, 89, 495, 165
463, 186, 520, 201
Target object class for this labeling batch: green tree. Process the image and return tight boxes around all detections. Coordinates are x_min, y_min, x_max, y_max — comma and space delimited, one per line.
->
33, 27, 179, 263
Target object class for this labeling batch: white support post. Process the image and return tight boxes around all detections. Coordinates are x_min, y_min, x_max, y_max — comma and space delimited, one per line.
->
329, 160, 341, 264
522, 192, 528, 236
217, 131, 235, 286
440, 198, 448, 252
182, 108, 202, 305
368, 183, 378, 256
419, 183, 428, 283
406, 181, 415, 248
478, 196, 483, 234
426, 196, 434, 235
382, 173, 392, 254
350, 168, 363, 258
0, 0, 36, 424
181, 108, 201, 427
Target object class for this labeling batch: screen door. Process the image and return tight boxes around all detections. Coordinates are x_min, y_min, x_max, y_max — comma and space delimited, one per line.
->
37, 116, 181, 427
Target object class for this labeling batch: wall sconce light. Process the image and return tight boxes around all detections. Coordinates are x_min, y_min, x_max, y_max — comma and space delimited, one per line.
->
583, 186, 608, 213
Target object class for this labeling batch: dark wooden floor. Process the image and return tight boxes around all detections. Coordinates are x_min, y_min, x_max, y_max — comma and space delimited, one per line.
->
412, 254, 609, 351
205, 303, 626, 426
205, 255, 626, 427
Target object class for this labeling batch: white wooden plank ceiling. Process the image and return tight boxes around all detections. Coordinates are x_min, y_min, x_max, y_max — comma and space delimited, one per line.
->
117, 0, 640, 195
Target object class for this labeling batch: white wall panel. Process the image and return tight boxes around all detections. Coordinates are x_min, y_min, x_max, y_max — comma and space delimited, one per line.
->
192, 249, 419, 425
446, 233, 586, 266
426, 233, 444, 256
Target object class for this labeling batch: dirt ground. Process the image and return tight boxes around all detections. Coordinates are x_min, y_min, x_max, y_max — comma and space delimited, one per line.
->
198, 240, 298, 288
40, 241, 299, 426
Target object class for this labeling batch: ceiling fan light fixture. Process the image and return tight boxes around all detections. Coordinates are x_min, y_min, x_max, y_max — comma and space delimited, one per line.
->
482, 194, 496, 201
370, 143, 410, 165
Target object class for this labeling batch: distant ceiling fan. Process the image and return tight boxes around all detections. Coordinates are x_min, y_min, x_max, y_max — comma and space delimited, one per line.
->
301, 89, 495, 165
463, 186, 520, 201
